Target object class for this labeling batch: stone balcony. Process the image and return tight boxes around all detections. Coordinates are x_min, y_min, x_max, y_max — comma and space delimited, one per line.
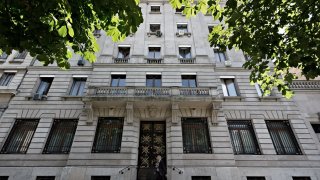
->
289, 80, 320, 90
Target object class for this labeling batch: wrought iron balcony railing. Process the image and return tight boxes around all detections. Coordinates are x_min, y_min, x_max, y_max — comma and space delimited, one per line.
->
179, 58, 196, 64
146, 58, 163, 64
113, 58, 130, 64
289, 80, 320, 89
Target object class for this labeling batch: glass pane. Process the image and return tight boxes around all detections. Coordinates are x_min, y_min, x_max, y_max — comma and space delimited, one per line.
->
118, 79, 126, 87
154, 79, 161, 87
189, 79, 196, 87
225, 79, 237, 96
111, 79, 119, 87
182, 79, 189, 87
146, 79, 153, 87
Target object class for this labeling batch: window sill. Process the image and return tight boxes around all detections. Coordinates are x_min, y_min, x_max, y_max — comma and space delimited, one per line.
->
0, 88, 17, 95
149, 12, 161, 14
223, 96, 244, 101
176, 32, 192, 37
61, 95, 83, 101
26, 95, 48, 101
259, 96, 280, 101
9, 59, 24, 63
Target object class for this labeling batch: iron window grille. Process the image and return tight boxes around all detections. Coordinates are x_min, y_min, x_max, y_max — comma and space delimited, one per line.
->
182, 75, 197, 87
227, 120, 261, 155
91, 176, 111, 180
43, 119, 78, 154
192, 176, 211, 180
179, 47, 192, 59
146, 75, 162, 87
292, 177, 311, 180
214, 48, 226, 62
14, 50, 28, 59
0, 176, 9, 180
311, 124, 320, 133
148, 47, 161, 59
36, 177, 55, 180
69, 78, 86, 96
0, 119, 39, 154
92, 117, 124, 153
266, 120, 302, 155
111, 75, 126, 87
247, 177, 266, 180
0, 73, 15, 86
182, 118, 212, 153
0, 52, 8, 59
36, 77, 54, 96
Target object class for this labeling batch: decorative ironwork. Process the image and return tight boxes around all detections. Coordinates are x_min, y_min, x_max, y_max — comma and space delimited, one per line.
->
92, 117, 124, 153
179, 58, 196, 64
266, 120, 302, 155
1, 119, 39, 154
146, 58, 163, 64
227, 120, 261, 155
179, 88, 209, 96
114, 58, 129, 64
135, 87, 170, 96
96, 87, 127, 96
43, 119, 78, 154
289, 80, 320, 89
181, 118, 212, 153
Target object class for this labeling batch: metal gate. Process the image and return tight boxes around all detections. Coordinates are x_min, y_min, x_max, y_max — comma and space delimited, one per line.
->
137, 121, 166, 180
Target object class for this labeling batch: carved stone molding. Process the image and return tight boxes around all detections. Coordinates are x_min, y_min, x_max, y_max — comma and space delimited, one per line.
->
211, 100, 223, 125
126, 102, 134, 124
83, 102, 94, 124
172, 103, 179, 124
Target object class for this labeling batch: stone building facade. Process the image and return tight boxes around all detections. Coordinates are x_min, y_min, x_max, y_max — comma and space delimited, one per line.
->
0, 1, 320, 180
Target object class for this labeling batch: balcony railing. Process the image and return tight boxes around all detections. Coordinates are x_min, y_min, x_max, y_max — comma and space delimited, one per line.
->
179, 58, 196, 64
114, 58, 129, 64
146, 58, 163, 64
88, 86, 216, 97
289, 80, 320, 89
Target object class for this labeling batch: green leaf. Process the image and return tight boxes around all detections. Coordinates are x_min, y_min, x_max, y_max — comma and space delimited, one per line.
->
67, 22, 74, 37
58, 25, 68, 37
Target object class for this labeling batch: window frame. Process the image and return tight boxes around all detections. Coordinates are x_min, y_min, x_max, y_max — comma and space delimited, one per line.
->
149, 24, 161, 33
0, 72, 15, 86
177, 23, 188, 33
111, 74, 126, 87
117, 47, 130, 59
213, 48, 227, 62
14, 50, 28, 59
69, 77, 87, 96
181, 75, 197, 87
148, 47, 161, 59
146, 74, 162, 87
150, 5, 161, 13
36, 77, 54, 96
179, 47, 192, 59
221, 78, 239, 97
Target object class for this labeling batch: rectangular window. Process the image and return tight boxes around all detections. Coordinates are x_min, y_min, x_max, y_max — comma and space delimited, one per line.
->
36, 177, 55, 180
182, 118, 212, 153
0, 52, 8, 59
176, 6, 185, 13
14, 50, 27, 59
0, 176, 9, 180
222, 79, 238, 96
228, 120, 261, 155
43, 119, 78, 154
292, 177, 311, 180
179, 47, 192, 59
150, 6, 160, 13
311, 124, 320, 133
146, 75, 162, 87
148, 47, 161, 59
92, 117, 124, 153
117, 47, 130, 59
266, 120, 302, 155
214, 48, 226, 62
182, 75, 197, 87
69, 78, 86, 96
150, 24, 161, 32
247, 177, 266, 180
177, 24, 188, 33
36, 77, 53, 96
111, 75, 126, 87
192, 176, 211, 180
91, 176, 111, 180
0, 119, 39, 154
0, 73, 15, 86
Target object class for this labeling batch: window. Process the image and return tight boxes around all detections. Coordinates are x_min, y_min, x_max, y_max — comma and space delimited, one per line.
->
255, 83, 271, 97
208, 26, 213, 33
228, 120, 261, 154
222, 79, 239, 96
91, 176, 110, 180
117, 47, 130, 59
0, 73, 15, 86
36, 77, 53, 96
111, 75, 126, 87
43, 119, 78, 154
0, 176, 9, 180
0, 52, 8, 59
176, 6, 185, 13
0, 119, 39, 154
214, 48, 226, 62
182, 75, 197, 87
247, 177, 266, 180
311, 124, 320, 133
266, 120, 302, 155
36, 177, 55, 180
150, 6, 160, 13
69, 78, 86, 96
292, 177, 311, 180
177, 24, 188, 33
92, 117, 124, 153
150, 24, 160, 33
192, 177, 211, 180
182, 118, 212, 153
14, 50, 27, 59
148, 47, 161, 59
179, 47, 192, 59
146, 75, 161, 87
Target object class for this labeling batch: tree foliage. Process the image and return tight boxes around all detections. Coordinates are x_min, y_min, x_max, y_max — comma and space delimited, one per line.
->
170, 0, 320, 98
0, 0, 143, 68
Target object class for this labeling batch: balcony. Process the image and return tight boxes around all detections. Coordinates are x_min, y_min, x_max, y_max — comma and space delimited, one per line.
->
87, 86, 217, 100
146, 58, 163, 64
289, 80, 320, 90
113, 58, 129, 64
179, 58, 196, 64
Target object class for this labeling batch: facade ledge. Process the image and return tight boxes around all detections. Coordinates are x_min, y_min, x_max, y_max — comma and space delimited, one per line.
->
61, 95, 83, 101
0, 88, 17, 95
259, 96, 281, 101
223, 96, 244, 101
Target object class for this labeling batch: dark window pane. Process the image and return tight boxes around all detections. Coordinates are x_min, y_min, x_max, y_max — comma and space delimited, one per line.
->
117, 47, 130, 58
70, 78, 86, 96
228, 120, 261, 155
266, 120, 302, 155
179, 47, 191, 58
92, 117, 124, 153
148, 47, 161, 59
43, 119, 78, 154
0, 73, 15, 86
292, 177, 311, 180
36, 77, 53, 95
151, 6, 160, 12
1, 119, 39, 154
182, 118, 211, 153
0, 176, 9, 180
192, 176, 211, 180
214, 49, 226, 62
177, 24, 188, 33
176, 6, 185, 13
247, 177, 266, 180
36, 177, 55, 180
0, 52, 8, 59
91, 176, 111, 180
14, 50, 27, 59
150, 24, 160, 32
311, 124, 320, 133
111, 75, 126, 87
181, 75, 197, 87
224, 79, 238, 96
146, 75, 161, 87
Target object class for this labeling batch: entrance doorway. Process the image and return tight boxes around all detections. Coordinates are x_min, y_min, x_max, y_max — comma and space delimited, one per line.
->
137, 121, 166, 180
